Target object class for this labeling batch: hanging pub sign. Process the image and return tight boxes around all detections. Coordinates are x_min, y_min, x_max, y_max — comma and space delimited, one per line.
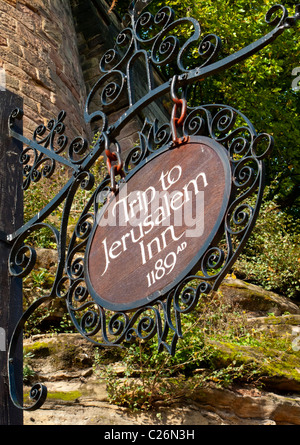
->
86, 136, 232, 312
5, 1, 299, 411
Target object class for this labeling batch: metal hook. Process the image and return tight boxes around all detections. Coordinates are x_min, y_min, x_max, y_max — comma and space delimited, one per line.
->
103, 132, 125, 193
170, 75, 189, 145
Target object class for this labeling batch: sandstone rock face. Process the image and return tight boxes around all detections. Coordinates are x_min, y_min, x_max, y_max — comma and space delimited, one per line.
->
23, 332, 300, 425
23, 279, 300, 426
220, 278, 300, 316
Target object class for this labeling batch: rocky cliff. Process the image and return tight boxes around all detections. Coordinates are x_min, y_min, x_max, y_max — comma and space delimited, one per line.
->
23, 278, 300, 425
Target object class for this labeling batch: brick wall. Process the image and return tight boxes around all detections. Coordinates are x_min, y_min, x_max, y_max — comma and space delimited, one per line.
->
0, 0, 89, 140
0, 0, 167, 154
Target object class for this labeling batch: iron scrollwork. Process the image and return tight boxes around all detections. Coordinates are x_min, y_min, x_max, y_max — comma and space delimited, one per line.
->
5, 2, 300, 410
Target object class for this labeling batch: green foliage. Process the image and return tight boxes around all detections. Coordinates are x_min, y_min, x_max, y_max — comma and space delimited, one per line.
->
25, 268, 55, 296
149, 0, 300, 298
153, 0, 300, 214
95, 292, 260, 410
46, 391, 82, 401
24, 132, 106, 248
23, 265, 76, 336
23, 174, 64, 248
235, 197, 300, 299
23, 350, 36, 383
106, 0, 300, 299
95, 287, 300, 411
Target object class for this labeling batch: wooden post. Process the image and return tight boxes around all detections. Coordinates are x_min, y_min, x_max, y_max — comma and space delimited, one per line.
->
0, 90, 23, 425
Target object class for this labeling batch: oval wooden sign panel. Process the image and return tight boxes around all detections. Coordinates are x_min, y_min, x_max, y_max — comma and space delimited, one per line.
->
85, 136, 232, 311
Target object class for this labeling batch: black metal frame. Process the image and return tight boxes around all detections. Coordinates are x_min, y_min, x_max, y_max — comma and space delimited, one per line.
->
85, 135, 233, 312
5, 2, 300, 410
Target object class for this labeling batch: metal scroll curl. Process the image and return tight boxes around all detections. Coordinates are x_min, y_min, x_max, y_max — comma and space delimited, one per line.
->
62, 105, 272, 353
5, 2, 299, 411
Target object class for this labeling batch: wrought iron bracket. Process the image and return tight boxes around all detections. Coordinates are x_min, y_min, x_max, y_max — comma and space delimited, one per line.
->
4, 2, 300, 411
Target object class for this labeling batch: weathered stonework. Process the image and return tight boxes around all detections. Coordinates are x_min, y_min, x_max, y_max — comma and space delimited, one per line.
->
0, 0, 144, 151
0, 0, 91, 139
70, 0, 121, 96
69, 0, 142, 151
